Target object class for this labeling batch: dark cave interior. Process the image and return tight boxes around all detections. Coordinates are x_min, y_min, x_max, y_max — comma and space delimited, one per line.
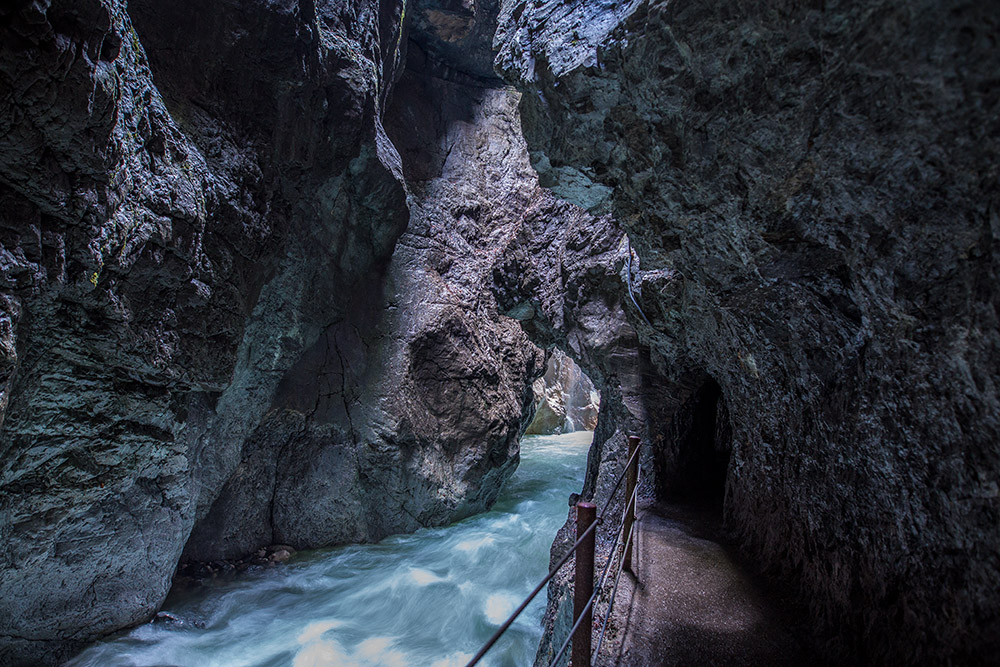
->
660, 378, 732, 510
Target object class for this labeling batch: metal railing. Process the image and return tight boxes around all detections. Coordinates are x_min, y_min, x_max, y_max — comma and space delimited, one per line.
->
465, 435, 642, 667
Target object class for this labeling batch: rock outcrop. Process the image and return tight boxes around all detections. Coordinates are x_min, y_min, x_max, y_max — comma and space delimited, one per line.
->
5, 0, 995, 664
525, 350, 599, 434
0, 1, 543, 663
489, 173, 677, 667
497, 0, 1000, 664
0, 0, 409, 661
182, 54, 549, 563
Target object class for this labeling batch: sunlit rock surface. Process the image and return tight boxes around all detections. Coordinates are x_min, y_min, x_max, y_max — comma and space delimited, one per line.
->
183, 68, 549, 563
497, 0, 1000, 663
525, 350, 599, 435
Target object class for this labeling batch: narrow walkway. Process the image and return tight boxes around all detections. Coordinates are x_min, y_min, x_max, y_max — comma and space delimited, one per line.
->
597, 503, 812, 666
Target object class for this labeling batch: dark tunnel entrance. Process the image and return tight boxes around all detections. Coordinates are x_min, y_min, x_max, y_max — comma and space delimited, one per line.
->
659, 378, 732, 510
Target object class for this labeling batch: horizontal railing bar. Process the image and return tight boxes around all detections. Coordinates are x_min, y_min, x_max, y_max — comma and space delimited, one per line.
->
592, 484, 639, 660
598, 439, 642, 519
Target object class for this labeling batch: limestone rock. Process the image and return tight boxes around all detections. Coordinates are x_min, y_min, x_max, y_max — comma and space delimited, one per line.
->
0, 1, 552, 662
0, 0, 430, 662
497, 0, 1000, 663
526, 349, 599, 434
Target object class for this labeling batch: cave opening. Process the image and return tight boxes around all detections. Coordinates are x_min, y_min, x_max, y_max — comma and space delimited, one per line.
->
660, 377, 732, 511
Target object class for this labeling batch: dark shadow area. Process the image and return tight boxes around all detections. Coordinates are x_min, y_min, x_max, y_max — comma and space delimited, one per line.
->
383, 40, 488, 184
658, 377, 732, 510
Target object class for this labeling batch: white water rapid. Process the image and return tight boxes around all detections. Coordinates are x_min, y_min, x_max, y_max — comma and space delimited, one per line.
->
69, 432, 592, 667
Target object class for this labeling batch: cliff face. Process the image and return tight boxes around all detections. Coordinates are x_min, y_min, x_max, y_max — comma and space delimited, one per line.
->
0, 0, 408, 661
489, 169, 677, 666
0, 1, 543, 663
497, 0, 1000, 663
525, 350, 600, 435
182, 53, 551, 562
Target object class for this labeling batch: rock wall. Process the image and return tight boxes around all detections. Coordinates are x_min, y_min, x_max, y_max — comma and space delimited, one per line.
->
182, 51, 550, 562
490, 177, 676, 666
525, 349, 600, 434
0, 0, 409, 661
0, 1, 544, 663
497, 0, 1000, 664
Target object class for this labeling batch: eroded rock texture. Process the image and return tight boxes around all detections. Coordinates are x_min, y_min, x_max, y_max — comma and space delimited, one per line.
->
490, 173, 678, 666
498, 0, 1000, 663
525, 350, 600, 435
0, 0, 543, 663
0, 0, 408, 661
183, 65, 548, 562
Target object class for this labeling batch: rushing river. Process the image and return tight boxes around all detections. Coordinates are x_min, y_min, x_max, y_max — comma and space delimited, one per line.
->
69, 432, 592, 667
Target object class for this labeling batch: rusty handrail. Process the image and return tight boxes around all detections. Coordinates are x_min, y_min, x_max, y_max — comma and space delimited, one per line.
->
554, 462, 641, 667
464, 436, 643, 667
592, 482, 639, 661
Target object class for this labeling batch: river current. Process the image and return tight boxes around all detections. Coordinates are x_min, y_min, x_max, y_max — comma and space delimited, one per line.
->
69, 432, 592, 667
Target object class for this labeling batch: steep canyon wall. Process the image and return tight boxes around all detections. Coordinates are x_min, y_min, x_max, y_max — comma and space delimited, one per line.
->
1, 0, 412, 661
497, 0, 999, 663
0, 1, 547, 663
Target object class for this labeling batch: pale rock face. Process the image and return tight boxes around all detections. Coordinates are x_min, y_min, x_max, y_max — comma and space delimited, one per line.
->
526, 350, 599, 434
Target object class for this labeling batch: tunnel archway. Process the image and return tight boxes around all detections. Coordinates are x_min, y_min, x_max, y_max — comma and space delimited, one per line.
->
658, 377, 732, 510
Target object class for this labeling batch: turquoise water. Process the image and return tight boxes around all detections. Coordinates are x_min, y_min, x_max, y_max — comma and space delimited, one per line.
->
68, 432, 592, 667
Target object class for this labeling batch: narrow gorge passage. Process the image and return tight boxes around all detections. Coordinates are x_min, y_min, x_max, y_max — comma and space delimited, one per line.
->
68, 433, 592, 667
1, 0, 996, 665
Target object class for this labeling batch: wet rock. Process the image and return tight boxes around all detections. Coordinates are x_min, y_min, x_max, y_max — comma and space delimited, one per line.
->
0, 0, 410, 662
269, 549, 293, 564
152, 609, 205, 630
409, 0, 503, 83
0, 3, 562, 660
498, 0, 1000, 663
526, 349, 600, 434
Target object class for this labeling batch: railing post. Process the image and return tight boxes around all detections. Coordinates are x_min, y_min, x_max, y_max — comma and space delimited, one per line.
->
623, 435, 640, 574
572, 501, 596, 667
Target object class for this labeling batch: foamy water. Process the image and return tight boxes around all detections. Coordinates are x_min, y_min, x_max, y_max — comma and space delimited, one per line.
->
68, 432, 592, 667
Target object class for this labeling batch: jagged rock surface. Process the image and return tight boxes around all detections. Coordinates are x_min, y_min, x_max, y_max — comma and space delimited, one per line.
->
410, 0, 502, 83
0, 0, 408, 662
0, 1, 543, 664
490, 174, 678, 666
525, 349, 599, 434
497, 0, 1000, 664
183, 64, 549, 561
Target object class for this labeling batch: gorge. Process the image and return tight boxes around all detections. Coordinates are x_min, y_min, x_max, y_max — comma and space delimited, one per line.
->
1, 0, 997, 666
